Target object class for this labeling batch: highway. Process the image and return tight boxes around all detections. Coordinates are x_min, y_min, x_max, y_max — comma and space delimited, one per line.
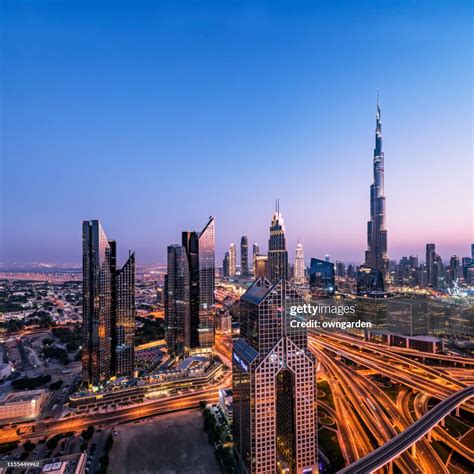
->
337, 385, 474, 474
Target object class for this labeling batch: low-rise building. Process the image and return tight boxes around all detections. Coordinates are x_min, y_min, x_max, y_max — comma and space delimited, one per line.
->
0, 389, 49, 423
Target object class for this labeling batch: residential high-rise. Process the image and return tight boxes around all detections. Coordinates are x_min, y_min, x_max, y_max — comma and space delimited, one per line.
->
268, 200, 288, 283
182, 217, 216, 350
294, 240, 305, 284
113, 251, 135, 377
165, 245, 190, 357
426, 243, 436, 287
233, 278, 317, 474
365, 95, 389, 283
241, 236, 249, 276
252, 243, 259, 273
229, 243, 237, 277
82, 220, 135, 387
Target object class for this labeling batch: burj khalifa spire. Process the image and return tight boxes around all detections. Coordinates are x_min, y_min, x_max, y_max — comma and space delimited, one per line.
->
365, 94, 389, 283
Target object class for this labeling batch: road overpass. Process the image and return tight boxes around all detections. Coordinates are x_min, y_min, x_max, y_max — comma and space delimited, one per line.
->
337, 385, 474, 474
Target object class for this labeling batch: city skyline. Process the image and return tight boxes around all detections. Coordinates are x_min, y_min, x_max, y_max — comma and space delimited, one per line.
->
2, 1, 472, 265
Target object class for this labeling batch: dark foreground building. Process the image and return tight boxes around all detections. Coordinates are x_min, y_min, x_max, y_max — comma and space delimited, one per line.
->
357, 264, 385, 295
165, 245, 191, 357
233, 278, 317, 474
82, 220, 135, 387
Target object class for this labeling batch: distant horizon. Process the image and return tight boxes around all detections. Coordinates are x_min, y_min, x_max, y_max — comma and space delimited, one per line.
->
2, 1, 472, 265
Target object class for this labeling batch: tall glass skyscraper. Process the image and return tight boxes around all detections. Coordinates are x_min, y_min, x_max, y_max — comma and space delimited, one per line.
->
233, 278, 317, 474
82, 220, 135, 387
181, 216, 216, 351
165, 245, 190, 357
241, 236, 249, 276
365, 96, 389, 283
268, 200, 288, 283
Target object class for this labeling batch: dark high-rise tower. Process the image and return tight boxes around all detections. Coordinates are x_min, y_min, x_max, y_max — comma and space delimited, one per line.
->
268, 200, 288, 283
240, 236, 249, 276
165, 245, 190, 357
233, 278, 317, 474
426, 243, 436, 287
252, 243, 260, 274
181, 216, 216, 351
82, 220, 135, 387
365, 95, 389, 283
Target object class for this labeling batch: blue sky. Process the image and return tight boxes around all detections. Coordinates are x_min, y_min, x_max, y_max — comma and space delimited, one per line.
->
1, 0, 472, 265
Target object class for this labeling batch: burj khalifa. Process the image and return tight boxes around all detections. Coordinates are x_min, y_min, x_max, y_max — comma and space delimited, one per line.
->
365, 95, 389, 283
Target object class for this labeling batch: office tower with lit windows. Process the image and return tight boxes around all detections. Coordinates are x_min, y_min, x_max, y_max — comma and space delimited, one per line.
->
82, 220, 135, 387
365, 96, 389, 283
182, 216, 216, 350
165, 245, 190, 357
268, 200, 288, 283
233, 278, 317, 474
229, 243, 237, 277
294, 240, 305, 284
252, 243, 260, 273
113, 251, 135, 377
241, 236, 249, 276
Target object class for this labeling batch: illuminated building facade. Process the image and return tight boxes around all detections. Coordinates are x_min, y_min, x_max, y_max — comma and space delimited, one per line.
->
294, 240, 305, 284
82, 220, 135, 387
268, 200, 288, 283
233, 278, 317, 474
229, 243, 237, 277
365, 96, 389, 283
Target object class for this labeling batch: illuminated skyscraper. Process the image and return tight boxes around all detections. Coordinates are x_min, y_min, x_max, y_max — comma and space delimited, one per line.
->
82, 220, 135, 387
252, 243, 259, 273
365, 95, 389, 282
426, 243, 436, 287
294, 240, 305, 284
233, 278, 317, 474
113, 251, 135, 377
165, 245, 190, 357
254, 254, 269, 279
241, 236, 249, 276
268, 200, 288, 283
182, 216, 216, 350
229, 243, 237, 277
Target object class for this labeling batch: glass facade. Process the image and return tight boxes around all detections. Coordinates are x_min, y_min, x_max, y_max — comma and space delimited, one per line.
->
356, 264, 385, 294
268, 202, 288, 283
309, 258, 335, 297
82, 220, 135, 387
241, 236, 249, 276
165, 245, 190, 357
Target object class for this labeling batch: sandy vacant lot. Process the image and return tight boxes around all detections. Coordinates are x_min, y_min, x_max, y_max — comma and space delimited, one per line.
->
108, 409, 220, 474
